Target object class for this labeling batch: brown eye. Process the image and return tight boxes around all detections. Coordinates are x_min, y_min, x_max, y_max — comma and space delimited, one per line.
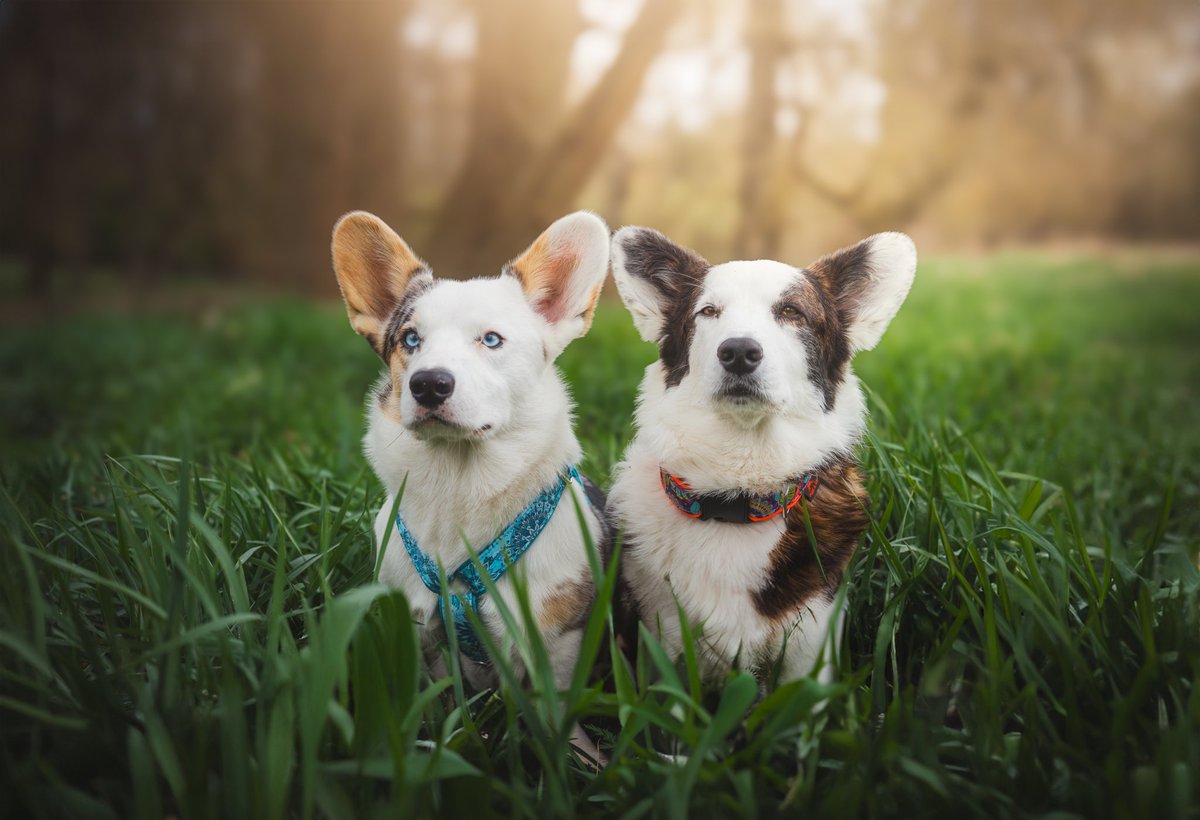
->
698, 305, 718, 318
777, 304, 801, 319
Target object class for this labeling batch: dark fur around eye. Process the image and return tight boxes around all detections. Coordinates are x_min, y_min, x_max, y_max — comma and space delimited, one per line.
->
777, 276, 850, 412
380, 275, 435, 360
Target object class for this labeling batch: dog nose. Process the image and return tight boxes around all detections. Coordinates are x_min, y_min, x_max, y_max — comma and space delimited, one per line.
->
717, 337, 763, 375
409, 368, 455, 408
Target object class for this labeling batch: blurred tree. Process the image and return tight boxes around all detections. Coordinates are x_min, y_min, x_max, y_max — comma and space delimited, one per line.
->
0, 0, 414, 295
247, 0, 414, 288
1, 0, 59, 297
0, 0, 1195, 298
427, 0, 683, 273
425, 0, 583, 274
796, 0, 1200, 242
768, 0, 993, 240
733, 0, 786, 259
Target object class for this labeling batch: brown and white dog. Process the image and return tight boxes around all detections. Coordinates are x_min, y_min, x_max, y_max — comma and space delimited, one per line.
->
608, 227, 916, 684
331, 211, 610, 702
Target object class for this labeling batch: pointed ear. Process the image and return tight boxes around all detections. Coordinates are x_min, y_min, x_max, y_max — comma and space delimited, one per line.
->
809, 231, 916, 352
506, 211, 610, 354
331, 211, 429, 356
610, 226, 709, 343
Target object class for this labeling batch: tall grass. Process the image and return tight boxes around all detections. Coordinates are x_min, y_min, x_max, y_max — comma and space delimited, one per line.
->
1, 251, 1197, 818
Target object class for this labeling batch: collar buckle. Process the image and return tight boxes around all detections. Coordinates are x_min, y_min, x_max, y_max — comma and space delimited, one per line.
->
698, 493, 751, 523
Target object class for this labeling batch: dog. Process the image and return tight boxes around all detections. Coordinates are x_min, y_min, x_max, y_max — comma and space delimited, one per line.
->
330, 210, 611, 710
607, 227, 916, 685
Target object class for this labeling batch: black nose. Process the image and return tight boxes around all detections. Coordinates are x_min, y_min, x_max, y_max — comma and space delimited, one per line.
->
717, 337, 763, 375
409, 368, 455, 408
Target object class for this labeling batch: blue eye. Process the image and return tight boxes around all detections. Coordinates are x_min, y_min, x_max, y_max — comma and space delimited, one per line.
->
481, 331, 503, 349
402, 330, 421, 350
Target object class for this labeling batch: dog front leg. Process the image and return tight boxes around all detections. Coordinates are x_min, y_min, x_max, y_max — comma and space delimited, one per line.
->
778, 597, 838, 684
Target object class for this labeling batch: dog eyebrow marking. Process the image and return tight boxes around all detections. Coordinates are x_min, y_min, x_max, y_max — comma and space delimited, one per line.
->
775, 271, 819, 315
776, 270, 851, 412
381, 272, 435, 361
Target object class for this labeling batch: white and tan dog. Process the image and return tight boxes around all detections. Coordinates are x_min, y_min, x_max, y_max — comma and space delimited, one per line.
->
331, 210, 610, 699
608, 227, 916, 685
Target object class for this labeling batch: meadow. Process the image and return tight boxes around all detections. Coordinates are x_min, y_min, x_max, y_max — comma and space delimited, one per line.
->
1, 250, 1197, 818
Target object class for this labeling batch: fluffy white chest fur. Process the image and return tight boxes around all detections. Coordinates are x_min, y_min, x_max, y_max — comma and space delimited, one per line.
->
612, 446, 835, 678
609, 361, 861, 681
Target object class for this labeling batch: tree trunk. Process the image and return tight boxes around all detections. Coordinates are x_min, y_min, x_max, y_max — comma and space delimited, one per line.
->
425, 0, 583, 274
250, 0, 412, 293
14, 2, 59, 298
733, 0, 786, 259
483, 0, 684, 263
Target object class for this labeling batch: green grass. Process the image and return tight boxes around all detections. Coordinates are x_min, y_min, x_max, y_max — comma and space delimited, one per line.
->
1, 250, 1198, 818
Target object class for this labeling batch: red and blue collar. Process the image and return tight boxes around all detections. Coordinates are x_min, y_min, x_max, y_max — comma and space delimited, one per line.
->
659, 468, 821, 524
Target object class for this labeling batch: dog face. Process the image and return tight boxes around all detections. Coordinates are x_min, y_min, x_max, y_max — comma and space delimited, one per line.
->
611, 228, 916, 424
332, 211, 609, 442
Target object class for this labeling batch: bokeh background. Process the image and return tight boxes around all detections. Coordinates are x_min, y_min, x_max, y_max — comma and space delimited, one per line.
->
2, 4, 1199, 815
1, 0, 1198, 304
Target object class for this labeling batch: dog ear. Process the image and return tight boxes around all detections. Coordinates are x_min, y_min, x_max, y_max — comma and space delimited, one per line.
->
506, 211, 610, 354
331, 211, 429, 356
808, 232, 916, 352
610, 226, 709, 344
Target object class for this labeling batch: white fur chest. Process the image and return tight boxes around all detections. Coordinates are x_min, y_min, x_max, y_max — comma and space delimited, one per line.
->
611, 445, 791, 674
362, 390, 603, 687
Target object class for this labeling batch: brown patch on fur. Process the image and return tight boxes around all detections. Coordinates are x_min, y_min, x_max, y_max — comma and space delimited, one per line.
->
331, 211, 427, 355
751, 456, 868, 620
375, 373, 403, 422
386, 344, 411, 375
539, 578, 594, 633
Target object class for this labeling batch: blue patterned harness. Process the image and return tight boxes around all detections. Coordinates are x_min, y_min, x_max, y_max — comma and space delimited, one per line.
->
394, 466, 582, 663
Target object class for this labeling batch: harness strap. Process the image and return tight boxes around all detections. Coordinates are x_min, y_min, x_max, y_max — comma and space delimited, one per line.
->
395, 466, 582, 663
